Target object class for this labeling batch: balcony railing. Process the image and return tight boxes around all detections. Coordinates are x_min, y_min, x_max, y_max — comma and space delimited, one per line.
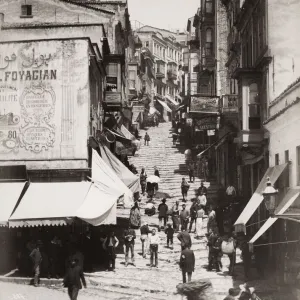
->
220, 94, 238, 113
104, 91, 122, 107
167, 70, 177, 80
156, 68, 165, 79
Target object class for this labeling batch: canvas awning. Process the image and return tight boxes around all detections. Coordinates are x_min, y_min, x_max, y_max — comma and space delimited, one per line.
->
118, 125, 136, 141
249, 188, 300, 249
9, 181, 121, 228
105, 128, 132, 145
0, 182, 27, 227
99, 144, 140, 194
148, 107, 161, 116
132, 111, 142, 123
197, 133, 230, 157
115, 141, 136, 156
165, 95, 179, 107
91, 149, 133, 208
234, 163, 288, 233
157, 100, 172, 113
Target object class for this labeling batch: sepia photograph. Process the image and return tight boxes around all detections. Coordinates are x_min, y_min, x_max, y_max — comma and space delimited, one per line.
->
0, 0, 299, 299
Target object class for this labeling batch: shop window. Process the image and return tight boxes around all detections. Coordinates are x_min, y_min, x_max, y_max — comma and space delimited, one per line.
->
106, 63, 118, 92
205, 0, 213, 13
248, 83, 261, 129
205, 28, 213, 56
21, 4, 32, 17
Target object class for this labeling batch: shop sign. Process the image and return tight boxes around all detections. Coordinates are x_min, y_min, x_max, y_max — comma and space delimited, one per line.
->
195, 116, 218, 130
0, 39, 90, 160
190, 96, 219, 113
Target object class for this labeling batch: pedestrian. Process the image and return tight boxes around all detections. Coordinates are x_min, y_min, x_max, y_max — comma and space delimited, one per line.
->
165, 222, 174, 248
140, 168, 147, 195
180, 203, 190, 231
223, 288, 236, 300
63, 258, 87, 300
226, 183, 236, 203
240, 238, 252, 281
197, 190, 207, 211
149, 228, 160, 267
66, 243, 84, 272
207, 228, 221, 272
195, 205, 205, 238
221, 232, 236, 275
181, 178, 190, 202
158, 198, 168, 230
102, 231, 119, 271
171, 200, 180, 232
179, 246, 195, 283
147, 182, 155, 201
30, 240, 43, 287
177, 228, 192, 251
188, 161, 195, 183
207, 205, 217, 233
188, 199, 198, 233
144, 132, 150, 146
154, 166, 160, 191
129, 201, 141, 229
48, 236, 62, 279
123, 225, 136, 267
198, 180, 207, 196
140, 222, 151, 258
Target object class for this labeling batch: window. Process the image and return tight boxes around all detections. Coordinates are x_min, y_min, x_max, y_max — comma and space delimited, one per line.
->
145, 41, 149, 47
275, 154, 279, 166
205, 0, 213, 13
21, 4, 32, 17
285, 150, 289, 163
128, 70, 136, 89
248, 83, 261, 129
200, 84, 209, 95
106, 63, 118, 92
205, 28, 213, 56
230, 79, 238, 94
285, 150, 290, 186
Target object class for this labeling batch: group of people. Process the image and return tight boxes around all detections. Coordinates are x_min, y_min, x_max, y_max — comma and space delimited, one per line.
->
139, 166, 160, 201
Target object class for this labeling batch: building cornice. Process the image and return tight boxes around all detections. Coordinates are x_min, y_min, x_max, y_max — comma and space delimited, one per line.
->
60, 0, 115, 14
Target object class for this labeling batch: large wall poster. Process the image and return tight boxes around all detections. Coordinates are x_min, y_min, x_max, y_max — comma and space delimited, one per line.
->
0, 39, 89, 160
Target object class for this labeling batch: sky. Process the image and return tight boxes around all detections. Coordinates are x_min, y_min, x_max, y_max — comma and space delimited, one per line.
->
128, 0, 200, 32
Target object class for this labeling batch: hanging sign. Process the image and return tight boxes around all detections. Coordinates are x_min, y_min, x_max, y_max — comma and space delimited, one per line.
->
195, 116, 218, 130
190, 96, 219, 113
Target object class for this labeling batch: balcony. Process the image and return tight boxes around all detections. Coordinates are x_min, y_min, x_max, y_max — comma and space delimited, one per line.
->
156, 68, 165, 79
220, 94, 238, 113
104, 91, 122, 111
167, 70, 177, 80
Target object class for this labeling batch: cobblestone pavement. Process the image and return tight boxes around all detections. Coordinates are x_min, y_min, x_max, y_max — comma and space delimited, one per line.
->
1, 122, 293, 299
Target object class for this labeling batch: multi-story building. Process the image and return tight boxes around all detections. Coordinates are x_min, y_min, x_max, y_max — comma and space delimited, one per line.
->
133, 26, 183, 122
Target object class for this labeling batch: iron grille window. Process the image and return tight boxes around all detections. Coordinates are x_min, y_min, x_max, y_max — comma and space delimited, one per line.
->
21, 5, 32, 17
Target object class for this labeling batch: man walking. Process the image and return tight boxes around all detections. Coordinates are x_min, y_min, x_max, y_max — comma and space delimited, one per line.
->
149, 229, 160, 268
140, 168, 147, 195
63, 258, 87, 300
177, 228, 192, 251
30, 240, 43, 287
189, 199, 198, 233
144, 132, 150, 146
180, 204, 190, 231
123, 225, 136, 267
181, 178, 190, 202
158, 198, 168, 230
172, 201, 180, 232
180, 246, 195, 283
188, 161, 195, 183
140, 222, 151, 258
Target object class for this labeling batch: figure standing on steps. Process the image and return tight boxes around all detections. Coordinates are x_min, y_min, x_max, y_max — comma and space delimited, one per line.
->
102, 231, 119, 272
180, 204, 190, 232
181, 178, 190, 202
188, 161, 195, 183
30, 240, 43, 287
154, 166, 160, 192
165, 222, 174, 248
140, 222, 151, 258
158, 198, 168, 231
177, 227, 192, 251
123, 225, 136, 267
171, 200, 180, 232
144, 132, 150, 146
180, 246, 195, 283
140, 168, 147, 195
149, 228, 160, 268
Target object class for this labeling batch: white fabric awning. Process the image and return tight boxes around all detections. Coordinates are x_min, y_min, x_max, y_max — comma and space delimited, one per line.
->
120, 125, 136, 141
149, 107, 161, 116
92, 149, 134, 208
234, 163, 288, 233
9, 182, 90, 228
157, 100, 172, 113
0, 182, 27, 227
249, 188, 300, 248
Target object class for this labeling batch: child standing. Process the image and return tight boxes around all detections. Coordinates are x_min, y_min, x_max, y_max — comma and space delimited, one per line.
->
165, 222, 174, 248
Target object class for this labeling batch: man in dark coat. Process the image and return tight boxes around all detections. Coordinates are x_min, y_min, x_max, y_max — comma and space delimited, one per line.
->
177, 228, 192, 251
123, 225, 136, 267
180, 204, 190, 231
189, 199, 198, 233
63, 258, 87, 300
180, 246, 195, 283
30, 240, 43, 287
158, 198, 168, 230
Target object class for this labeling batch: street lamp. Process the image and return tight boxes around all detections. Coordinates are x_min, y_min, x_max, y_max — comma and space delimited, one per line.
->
262, 177, 278, 216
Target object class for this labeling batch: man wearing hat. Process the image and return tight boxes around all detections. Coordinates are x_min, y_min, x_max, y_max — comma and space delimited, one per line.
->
30, 240, 43, 287
180, 203, 190, 231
